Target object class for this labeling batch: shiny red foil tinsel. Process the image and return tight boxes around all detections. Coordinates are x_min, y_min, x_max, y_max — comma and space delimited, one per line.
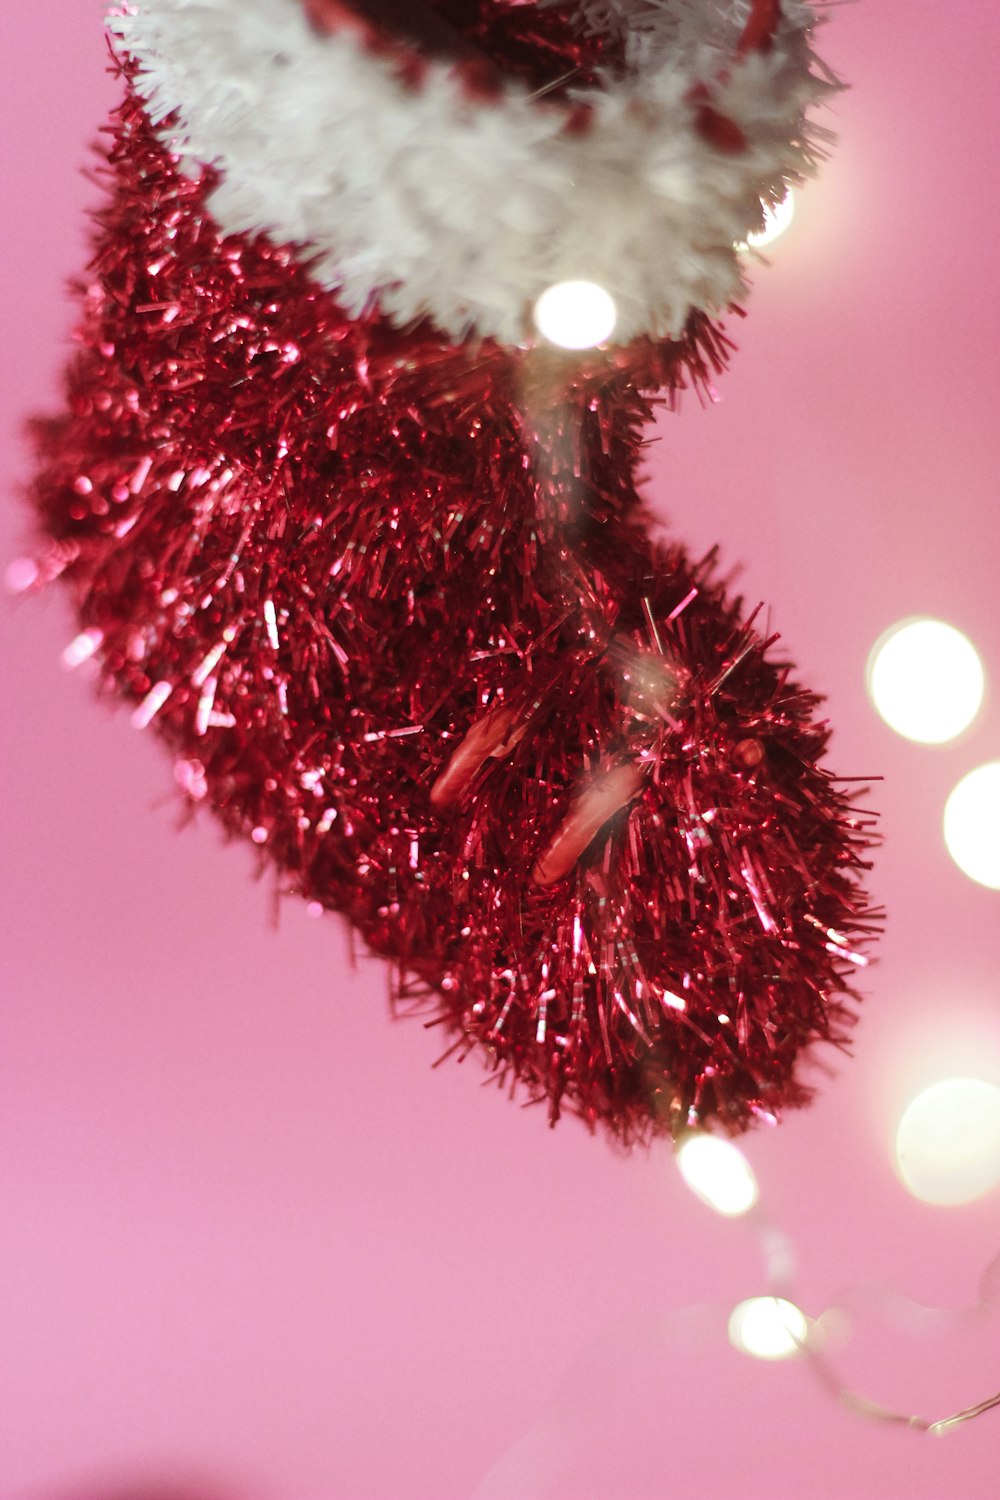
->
30, 64, 879, 1144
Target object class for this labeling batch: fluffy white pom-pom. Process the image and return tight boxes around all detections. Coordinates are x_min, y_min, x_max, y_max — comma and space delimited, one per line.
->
109, 0, 834, 345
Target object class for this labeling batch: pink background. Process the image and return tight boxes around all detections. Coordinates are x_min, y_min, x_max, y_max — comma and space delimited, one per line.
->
3, 3, 1000, 1497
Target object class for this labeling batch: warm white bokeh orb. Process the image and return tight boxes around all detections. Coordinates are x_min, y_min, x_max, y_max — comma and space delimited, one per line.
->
867, 618, 984, 744
743, 188, 796, 249
895, 1078, 1000, 1204
728, 1297, 808, 1360
533, 279, 617, 350
676, 1133, 759, 1216
943, 762, 1000, 888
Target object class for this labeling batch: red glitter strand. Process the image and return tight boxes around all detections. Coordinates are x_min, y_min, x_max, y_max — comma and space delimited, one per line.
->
30, 57, 879, 1144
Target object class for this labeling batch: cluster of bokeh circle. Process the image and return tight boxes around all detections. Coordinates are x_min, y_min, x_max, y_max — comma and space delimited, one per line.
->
670, 611, 1000, 1372
663, 182, 1000, 1374
867, 615, 1000, 1209
868, 616, 998, 888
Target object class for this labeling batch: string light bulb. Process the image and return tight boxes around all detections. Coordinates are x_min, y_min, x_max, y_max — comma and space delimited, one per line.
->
867, 618, 984, 744
944, 762, 1000, 888
740, 187, 796, 251
728, 1297, 808, 1360
533, 279, 617, 349
895, 1078, 1000, 1205
676, 1132, 759, 1216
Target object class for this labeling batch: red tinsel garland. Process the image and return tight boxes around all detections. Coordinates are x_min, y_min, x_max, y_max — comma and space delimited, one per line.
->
30, 60, 878, 1143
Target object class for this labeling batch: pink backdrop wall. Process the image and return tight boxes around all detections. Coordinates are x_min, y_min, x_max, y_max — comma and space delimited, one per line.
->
3, 4, 1000, 1497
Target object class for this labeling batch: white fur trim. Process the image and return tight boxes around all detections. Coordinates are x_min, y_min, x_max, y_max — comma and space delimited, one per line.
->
108, 0, 834, 345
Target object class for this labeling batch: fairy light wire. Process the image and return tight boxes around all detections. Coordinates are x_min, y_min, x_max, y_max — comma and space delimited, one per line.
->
679, 1137, 1000, 1434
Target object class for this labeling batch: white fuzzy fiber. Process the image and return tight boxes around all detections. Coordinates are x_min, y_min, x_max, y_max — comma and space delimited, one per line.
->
109, 0, 835, 346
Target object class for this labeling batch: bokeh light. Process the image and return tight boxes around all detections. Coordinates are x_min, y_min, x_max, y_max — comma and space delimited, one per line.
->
943, 762, 1000, 888
895, 1078, 1000, 1205
742, 188, 796, 250
533, 279, 617, 349
728, 1297, 808, 1360
867, 618, 984, 744
61, 627, 104, 670
677, 1133, 759, 1216
5, 556, 39, 592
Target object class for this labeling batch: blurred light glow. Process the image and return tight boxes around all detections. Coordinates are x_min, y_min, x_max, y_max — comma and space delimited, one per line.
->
131, 679, 172, 728
867, 617, 984, 744
944, 763, 1000, 888
742, 188, 796, 250
677, 1133, 759, 1216
61, 627, 104, 670
728, 1297, 808, 1360
5, 556, 39, 593
533, 280, 617, 349
896, 1078, 1000, 1205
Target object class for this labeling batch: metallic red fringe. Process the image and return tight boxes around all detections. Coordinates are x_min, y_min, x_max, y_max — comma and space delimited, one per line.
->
30, 71, 878, 1144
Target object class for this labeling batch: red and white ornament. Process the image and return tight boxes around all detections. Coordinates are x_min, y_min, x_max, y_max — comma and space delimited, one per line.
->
31, 0, 877, 1143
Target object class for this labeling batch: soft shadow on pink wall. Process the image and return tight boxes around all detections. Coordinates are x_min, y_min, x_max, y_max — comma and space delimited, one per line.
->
3, 4, 1000, 1499
34, 1483, 243, 1500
